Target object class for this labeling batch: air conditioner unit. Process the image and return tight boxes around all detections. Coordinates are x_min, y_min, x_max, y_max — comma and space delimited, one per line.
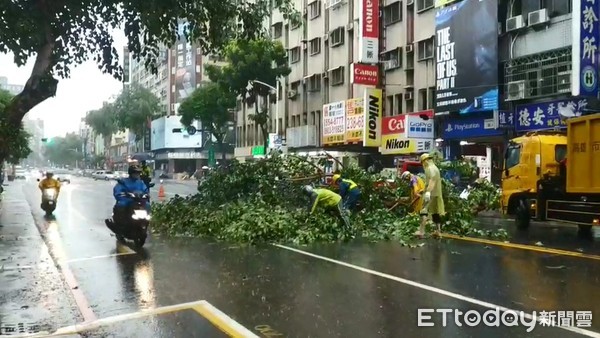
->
506, 80, 526, 101
347, 22, 354, 31
287, 90, 298, 99
404, 92, 413, 100
528, 8, 549, 26
405, 44, 414, 53
506, 15, 525, 32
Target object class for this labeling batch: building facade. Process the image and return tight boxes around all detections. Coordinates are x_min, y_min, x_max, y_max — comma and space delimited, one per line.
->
22, 117, 44, 167
0, 76, 24, 95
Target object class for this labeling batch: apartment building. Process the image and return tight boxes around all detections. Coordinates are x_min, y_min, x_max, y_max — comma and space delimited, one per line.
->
233, 0, 438, 162
0, 76, 24, 95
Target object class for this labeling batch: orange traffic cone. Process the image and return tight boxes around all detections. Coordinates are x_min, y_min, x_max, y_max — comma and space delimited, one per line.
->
158, 182, 166, 200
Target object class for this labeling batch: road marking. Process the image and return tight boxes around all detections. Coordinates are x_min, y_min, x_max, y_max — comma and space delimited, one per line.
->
22, 300, 258, 337
66, 251, 136, 263
441, 233, 600, 261
193, 302, 260, 338
275, 244, 600, 338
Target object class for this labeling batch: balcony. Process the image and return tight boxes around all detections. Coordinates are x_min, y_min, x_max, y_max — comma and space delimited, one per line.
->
286, 125, 318, 148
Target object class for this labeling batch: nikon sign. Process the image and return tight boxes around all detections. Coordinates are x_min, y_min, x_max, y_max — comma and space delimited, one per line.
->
363, 88, 382, 147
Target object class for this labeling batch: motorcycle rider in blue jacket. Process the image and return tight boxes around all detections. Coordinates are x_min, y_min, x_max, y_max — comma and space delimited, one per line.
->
112, 164, 150, 224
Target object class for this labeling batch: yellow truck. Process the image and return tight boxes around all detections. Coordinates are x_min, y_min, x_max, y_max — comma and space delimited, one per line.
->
501, 114, 600, 233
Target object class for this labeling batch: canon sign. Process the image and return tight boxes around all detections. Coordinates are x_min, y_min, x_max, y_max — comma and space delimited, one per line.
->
388, 118, 405, 133
351, 63, 379, 86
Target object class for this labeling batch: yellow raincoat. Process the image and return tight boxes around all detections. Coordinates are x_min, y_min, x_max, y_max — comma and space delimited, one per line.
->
39, 178, 61, 195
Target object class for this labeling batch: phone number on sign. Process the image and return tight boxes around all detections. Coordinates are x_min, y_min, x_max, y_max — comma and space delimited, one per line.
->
346, 116, 363, 130
324, 125, 344, 134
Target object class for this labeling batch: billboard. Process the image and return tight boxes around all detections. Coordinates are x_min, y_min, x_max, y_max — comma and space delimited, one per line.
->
322, 101, 346, 145
357, 0, 380, 63
572, 0, 599, 98
363, 88, 382, 147
435, 0, 498, 114
379, 112, 435, 155
151, 116, 203, 151
175, 21, 196, 103
345, 98, 364, 143
350, 63, 378, 86
406, 110, 435, 138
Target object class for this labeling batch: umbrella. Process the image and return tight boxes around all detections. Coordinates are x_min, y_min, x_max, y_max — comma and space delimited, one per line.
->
130, 153, 153, 162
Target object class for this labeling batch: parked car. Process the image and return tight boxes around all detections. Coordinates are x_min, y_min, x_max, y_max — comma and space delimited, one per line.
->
54, 170, 72, 184
113, 171, 128, 179
93, 170, 116, 180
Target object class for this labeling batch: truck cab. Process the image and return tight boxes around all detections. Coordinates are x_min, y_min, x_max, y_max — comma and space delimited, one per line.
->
501, 133, 567, 228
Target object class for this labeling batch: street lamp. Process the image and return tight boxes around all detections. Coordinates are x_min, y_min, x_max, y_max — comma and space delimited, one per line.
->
248, 79, 280, 135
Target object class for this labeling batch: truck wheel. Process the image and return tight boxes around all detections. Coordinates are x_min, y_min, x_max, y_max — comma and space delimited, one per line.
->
515, 199, 530, 230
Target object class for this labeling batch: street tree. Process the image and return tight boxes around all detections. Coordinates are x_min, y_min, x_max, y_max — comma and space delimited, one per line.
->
0, 89, 32, 165
0, 0, 298, 163
206, 39, 291, 148
179, 82, 236, 161
113, 84, 162, 140
85, 104, 118, 147
43, 133, 83, 167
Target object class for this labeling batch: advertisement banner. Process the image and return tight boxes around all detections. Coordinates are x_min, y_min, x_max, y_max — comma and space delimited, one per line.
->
322, 101, 346, 145
363, 88, 383, 147
175, 21, 196, 104
442, 116, 502, 139
345, 98, 364, 143
351, 63, 378, 86
357, 0, 380, 63
497, 111, 514, 128
381, 115, 405, 135
514, 98, 589, 132
572, 0, 599, 98
435, 0, 498, 114
435, 0, 460, 7
380, 135, 434, 155
406, 110, 435, 139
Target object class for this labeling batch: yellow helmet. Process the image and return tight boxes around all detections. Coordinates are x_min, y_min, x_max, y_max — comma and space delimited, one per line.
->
420, 153, 432, 163
332, 174, 341, 183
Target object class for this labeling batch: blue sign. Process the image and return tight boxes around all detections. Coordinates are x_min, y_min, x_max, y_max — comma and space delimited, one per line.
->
442, 117, 502, 139
573, 0, 599, 97
497, 111, 514, 128
514, 98, 589, 132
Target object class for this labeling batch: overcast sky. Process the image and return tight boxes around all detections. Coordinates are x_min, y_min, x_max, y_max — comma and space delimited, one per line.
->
0, 29, 127, 138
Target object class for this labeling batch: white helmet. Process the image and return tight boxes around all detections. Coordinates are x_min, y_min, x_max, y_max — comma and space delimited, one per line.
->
303, 185, 314, 194
401, 171, 411, 180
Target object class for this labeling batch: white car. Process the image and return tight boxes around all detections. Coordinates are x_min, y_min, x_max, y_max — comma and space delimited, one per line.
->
93, 170, 116, 180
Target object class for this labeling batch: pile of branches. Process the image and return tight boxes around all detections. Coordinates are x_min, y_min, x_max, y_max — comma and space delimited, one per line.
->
150, 153, 505, 245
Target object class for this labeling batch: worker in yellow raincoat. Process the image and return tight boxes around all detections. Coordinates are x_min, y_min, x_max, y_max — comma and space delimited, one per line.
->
400, 171, 425, 214
303, 185, 351, 228
416, 153, 446, 238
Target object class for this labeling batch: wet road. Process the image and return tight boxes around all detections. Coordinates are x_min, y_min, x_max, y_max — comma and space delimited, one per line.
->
1, 178, 599, 337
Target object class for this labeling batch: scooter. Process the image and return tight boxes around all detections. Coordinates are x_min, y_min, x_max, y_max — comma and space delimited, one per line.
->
41, 188, 58, 215
105, 189, 152, 247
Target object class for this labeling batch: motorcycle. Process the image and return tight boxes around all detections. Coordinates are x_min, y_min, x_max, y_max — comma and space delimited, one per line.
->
41, 188, 58, 215
105, 185, 153, 247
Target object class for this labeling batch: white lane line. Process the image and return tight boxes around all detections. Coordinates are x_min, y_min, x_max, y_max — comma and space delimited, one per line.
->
275, 244, 600, 338
19, 300, 258, 337
66, 252, 136, 263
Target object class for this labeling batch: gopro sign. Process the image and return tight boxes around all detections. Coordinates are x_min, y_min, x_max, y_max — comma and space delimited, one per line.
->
406, 115, 434, 139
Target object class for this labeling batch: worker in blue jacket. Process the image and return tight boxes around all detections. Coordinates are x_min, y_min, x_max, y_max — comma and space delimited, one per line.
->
331, 174, 361, 211
112, 164, 150, 224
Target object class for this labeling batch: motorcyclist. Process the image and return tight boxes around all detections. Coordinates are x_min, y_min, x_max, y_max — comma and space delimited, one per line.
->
38, 171, 61, 203
303, 185, 351, 228
140, 160, 152, 188
401, 171, 425, 214
331, 174, 361, 211
112, 164, 150, 225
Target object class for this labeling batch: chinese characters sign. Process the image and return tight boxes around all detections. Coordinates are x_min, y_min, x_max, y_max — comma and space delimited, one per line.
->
497, 111, 514, 128
379, 136, 433, 155
357, 0, 379, 63
572, 0, 599, 98
514, 98, 588, 132
345, 98, 364, 143
175, 21, 196, 104
322, 101, 346, 145
379, 113, 434, 155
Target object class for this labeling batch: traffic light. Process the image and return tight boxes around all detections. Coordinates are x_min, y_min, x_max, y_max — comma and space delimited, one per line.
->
41, 137, 52, 143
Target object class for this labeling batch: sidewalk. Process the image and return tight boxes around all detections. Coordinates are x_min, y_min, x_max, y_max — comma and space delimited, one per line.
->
160, 178, 198, 186
0, 184, 80, 334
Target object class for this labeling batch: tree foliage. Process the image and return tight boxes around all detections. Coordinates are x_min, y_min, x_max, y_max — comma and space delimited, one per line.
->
151, 155, 506, 245
179, 82, 236, 158
0, 90, 32, 164
206, 39, 291, 147
85, 104, 117, 139
113, 84, 162, 140
43, 133, 83, 167
0, 0, 298, 161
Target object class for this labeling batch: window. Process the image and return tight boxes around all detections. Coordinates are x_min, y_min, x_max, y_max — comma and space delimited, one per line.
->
309, 37, 321, 55
417, 0, 434, 12
505, 145, 521, 169
543, 0, 571, 17
417, 38, 434, 61
272, 22, 283, 38
555, 144, 567, 162
418, 88, 427, 111
386, 96, 394, 116
330, 27, 345, 47
330, 67, 344, 86
384, 2, 403, 26
427, 87, 435, 109
289, 46, 301, 63
382, 47, 402, 71
394, 93, 403, 115
306, 74, 322, 92
309, 1, 321, 19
